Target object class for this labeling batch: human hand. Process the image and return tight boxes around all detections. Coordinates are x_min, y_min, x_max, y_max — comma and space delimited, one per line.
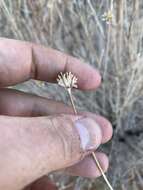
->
0, 38, 113, 190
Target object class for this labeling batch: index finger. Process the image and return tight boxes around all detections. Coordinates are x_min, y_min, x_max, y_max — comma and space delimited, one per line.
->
0, 38, 101, 90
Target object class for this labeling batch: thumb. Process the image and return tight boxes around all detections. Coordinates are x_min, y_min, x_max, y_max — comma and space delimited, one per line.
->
0, 115, 102, 190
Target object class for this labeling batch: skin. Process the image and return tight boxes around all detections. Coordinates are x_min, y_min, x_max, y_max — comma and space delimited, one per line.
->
0, 38, 113, 190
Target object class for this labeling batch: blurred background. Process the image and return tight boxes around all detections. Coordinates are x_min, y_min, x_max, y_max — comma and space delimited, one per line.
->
0, 0, 143, 189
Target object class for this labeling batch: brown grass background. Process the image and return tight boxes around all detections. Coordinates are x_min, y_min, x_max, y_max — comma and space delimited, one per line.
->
0, 0, 143, 189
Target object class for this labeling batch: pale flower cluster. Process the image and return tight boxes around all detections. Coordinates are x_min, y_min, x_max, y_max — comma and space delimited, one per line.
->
57, 72, 78, 89
102, 10, 113, 24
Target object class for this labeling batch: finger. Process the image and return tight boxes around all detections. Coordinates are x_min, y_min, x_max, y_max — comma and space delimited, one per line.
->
24, 176, 58, 190
0, 88, 112, 143
0, 38, 101, 89
24, 152, 108, 190
0, 115, 102, 190
24, 153, 108, 189
0, 88, 72, 116
66, 152, 109, 178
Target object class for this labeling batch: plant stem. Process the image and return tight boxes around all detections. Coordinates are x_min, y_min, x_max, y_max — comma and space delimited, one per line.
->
67, 89, 114, 190
67, 88, 77, 115
92, 152, 113, 190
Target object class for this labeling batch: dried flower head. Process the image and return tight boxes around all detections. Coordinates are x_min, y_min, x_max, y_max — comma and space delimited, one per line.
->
57, 72, 78, 89
102, 10, 113, 24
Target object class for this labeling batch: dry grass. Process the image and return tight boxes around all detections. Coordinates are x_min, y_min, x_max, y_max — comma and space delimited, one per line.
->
0, 0, 143, 189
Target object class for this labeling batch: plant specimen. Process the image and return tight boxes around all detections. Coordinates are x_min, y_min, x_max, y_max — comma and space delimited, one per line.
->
57, 72, 113, 190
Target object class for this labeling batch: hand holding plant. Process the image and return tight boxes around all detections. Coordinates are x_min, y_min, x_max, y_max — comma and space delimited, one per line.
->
0, 38, 112, 190
57, 72, 113, 190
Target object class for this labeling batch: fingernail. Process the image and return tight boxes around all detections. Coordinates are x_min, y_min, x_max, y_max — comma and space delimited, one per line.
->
75, 117, 102, 151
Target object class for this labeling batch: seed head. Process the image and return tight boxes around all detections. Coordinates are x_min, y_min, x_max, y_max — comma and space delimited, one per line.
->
57, 72, 78, 89
102, 10, 113, 24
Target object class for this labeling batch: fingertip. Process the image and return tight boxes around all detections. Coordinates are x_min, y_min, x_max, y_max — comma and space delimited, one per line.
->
65, 56, 101, 90
77, 64, 102, 90
89, 68, 101, 89
95, 115, 113, 143
94, 152, 109, 177
84, 152, 109, 178
66, 152, 109, 178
